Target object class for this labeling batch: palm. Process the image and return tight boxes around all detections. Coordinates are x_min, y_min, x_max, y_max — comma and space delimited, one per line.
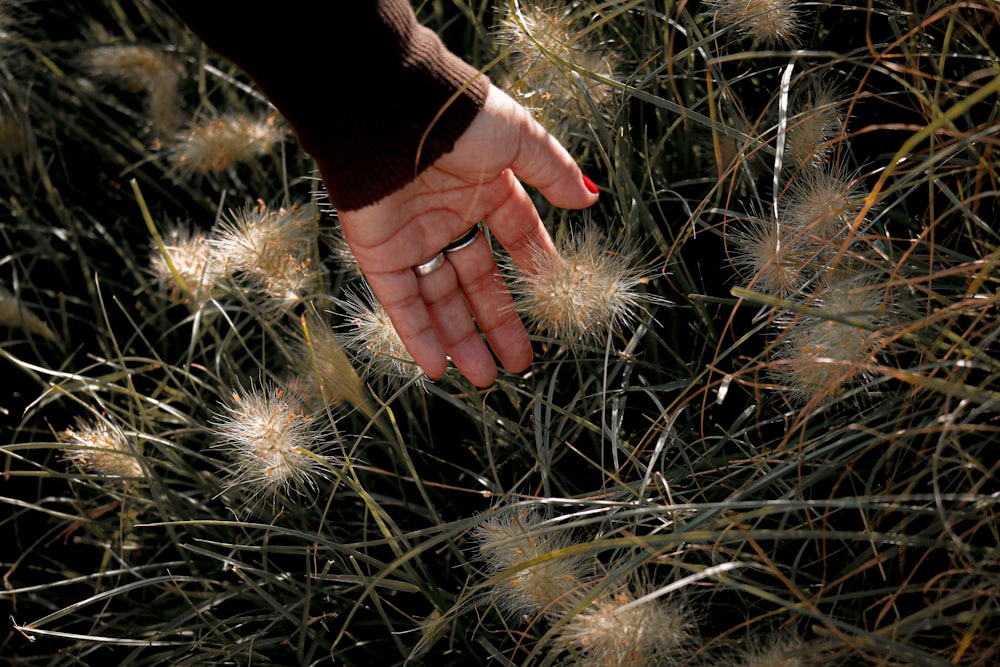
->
338, 85, 597, 387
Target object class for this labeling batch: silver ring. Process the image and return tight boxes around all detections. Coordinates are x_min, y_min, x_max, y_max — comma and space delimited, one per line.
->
443, 224, 481, 254
413, 252, 446, 277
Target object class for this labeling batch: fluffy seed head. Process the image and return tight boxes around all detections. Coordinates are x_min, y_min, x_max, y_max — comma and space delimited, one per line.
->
558, 582, 691, 667
506, 225, 666, 345
286, 313, 371, 417
61, 417, 143, 479
704, 0, 801, 48
474, 507, 589, 620
785, 78, 844, 167
169, 114, 286, 174
80, 45, 183, 135
783, 165, 867, 246
728, 215, 810, 296
211, 382, 335, 512
737, 632, 810, 667
149, 223, 225, 303
495, 2, 618, 149
770, 275, 891, 403
335, 283, 424, 385
0, 285, 58, 342
209, 202, 320, 309
321, 227, 361, 278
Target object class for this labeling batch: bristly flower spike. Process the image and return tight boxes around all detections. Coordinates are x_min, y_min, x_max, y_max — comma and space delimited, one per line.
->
504, 224, 667, 346
61, 416, 143, 479
473, 506, 589, 621
211, 381, 337, 513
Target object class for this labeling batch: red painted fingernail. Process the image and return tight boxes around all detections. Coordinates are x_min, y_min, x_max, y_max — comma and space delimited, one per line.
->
582, 174, 599, 194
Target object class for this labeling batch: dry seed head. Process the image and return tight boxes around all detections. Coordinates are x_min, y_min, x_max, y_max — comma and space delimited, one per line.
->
474, 507, 588, 620
321, 227, 361, 278
785, 78, 844, 167
61, 417, 143, 479
728, 215, 810, 296
149, 223, 225, 303
782, 165, 867, 245
770, 275, 891, 403
286, 313, 371, 417
80, 45, 183, 135
495, 2, 618, 148
704, 0, 801, 48
335, 283, 424, 385
558, 583, 691, 667
506, 225, 665, 345
737, 632, 810, 667
211, 382, 335, 511
209, 202, 320, 308
169, 114, 286, 174
0, 285, 58, 342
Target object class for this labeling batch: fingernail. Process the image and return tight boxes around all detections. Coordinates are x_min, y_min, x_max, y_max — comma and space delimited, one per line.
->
582, 174, 599, 195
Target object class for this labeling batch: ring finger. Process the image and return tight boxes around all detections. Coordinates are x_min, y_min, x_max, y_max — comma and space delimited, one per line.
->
416, 248, 498, 387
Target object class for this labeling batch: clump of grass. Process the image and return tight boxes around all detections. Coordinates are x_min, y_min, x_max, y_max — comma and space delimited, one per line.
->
3, 1, 1000, 665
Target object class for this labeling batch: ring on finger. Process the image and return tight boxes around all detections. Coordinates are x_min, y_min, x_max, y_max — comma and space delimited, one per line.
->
443, 223, 482, 254
413, 252, 446, 277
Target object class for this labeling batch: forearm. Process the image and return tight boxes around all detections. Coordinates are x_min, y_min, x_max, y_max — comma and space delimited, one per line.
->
165, 0, 489, 210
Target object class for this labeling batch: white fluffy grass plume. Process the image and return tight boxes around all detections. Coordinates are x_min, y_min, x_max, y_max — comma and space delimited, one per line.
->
335, 282, 425, 385
209, 202, 321, 309
211, 382, 337, 512
505, 224, 666, 346
474, 507, 589, 620
704, 0, 801, 48
557, 580, 692, 667
61, 416, 143, 479
169, 113, 286, 174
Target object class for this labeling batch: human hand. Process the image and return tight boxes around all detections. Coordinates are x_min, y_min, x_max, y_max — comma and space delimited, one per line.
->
338, 84, 599, 388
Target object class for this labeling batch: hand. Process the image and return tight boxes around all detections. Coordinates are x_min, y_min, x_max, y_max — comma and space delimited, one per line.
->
338, 84, 599, 388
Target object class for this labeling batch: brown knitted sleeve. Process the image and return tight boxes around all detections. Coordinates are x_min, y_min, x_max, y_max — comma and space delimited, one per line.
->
165, 0, 489, 211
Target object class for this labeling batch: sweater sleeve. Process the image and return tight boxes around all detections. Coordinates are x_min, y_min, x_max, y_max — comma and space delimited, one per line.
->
164, 0, 489, 211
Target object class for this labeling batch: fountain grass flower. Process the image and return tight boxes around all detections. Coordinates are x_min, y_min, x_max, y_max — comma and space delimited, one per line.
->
770, 274, 892, 403
494, 1, 619, 149
728, 213, 811, 297
474, 507, 590, 621
211, 381, 337, 513
80, 45, 183, 135
703, 0, 801, 48
285, 312, 372, 418
209, 201, 321, 309
505, 225, 667, 346
61, 416, 143, 479
557, 582, 692, 667
149, 222, 225, 303
335, 282, 424, 385
785, 77, 844, 168
169, 113, 286, 174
